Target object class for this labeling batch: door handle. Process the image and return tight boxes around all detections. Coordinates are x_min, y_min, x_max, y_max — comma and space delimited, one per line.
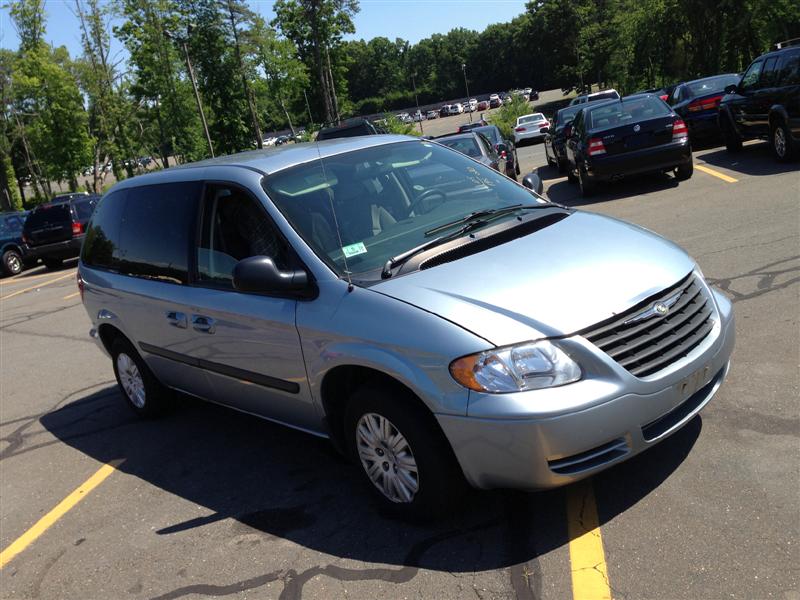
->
191, 315, 216, 334
166, 311, 188, 328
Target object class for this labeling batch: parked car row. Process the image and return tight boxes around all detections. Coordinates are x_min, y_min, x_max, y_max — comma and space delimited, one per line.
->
0, 192, 100, 276
541, 42, 799, 196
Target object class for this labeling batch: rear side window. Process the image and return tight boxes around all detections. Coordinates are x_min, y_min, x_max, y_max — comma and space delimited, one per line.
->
740, 60, 764, 91
761, 56, 779, 87
24, 204, 70, 230
778, 52, 800, 85
114, 182, 200, 284
82, 190, 127, 270
73, 199, 96, 221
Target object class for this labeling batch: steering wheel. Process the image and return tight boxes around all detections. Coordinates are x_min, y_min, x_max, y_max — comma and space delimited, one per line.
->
408, 188, 447, 216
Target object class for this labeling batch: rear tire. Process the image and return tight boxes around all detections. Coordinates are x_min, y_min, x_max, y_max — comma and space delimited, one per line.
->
567, 162, 578, 183
675, 160, 693, 181
344, 382, 466, 518
578, 165, 595, 197
43, 258, 62, 270
111, 338, 171, 418
770, 120, 795, 162
2, 249, 23, 276
721, 116, 742, 153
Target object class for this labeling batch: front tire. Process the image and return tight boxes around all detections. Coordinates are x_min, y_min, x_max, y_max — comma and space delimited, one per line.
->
2, 249, 23, 276
345, 383, 465, 518
111, 338, 171, 418
771, 120, 795, 162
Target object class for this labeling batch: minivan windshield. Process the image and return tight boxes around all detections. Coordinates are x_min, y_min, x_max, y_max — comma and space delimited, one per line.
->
263, 140, 546, 278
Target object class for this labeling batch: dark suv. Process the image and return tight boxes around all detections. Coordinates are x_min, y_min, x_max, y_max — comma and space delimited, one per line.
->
1, 211, 29, 276
718, 44, 800, 161
22, 193, 99, 269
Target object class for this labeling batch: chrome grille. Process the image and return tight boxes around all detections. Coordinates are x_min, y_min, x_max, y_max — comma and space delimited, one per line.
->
581, 273, 714, 378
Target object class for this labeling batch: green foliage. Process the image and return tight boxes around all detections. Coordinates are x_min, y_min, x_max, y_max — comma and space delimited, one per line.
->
489, 95, 532, 139
380, 114, 418, 136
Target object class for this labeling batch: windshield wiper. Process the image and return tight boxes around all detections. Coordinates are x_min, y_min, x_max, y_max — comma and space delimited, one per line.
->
381, 219, 490, 279
424, 203, 548, 236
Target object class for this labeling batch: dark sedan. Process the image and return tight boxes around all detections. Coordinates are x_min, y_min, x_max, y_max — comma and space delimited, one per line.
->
544, 104, 584, 173
565, 94, 693, 196
668, 74, 740, 139
436, 132, 503, 173
471, 125, 520, 180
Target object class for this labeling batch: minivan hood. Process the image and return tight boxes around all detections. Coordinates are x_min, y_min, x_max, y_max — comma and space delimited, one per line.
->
373, 211, 695, 346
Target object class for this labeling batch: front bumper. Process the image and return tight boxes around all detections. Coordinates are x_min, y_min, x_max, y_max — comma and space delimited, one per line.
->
24, 236, 83, 261
437, 286, 734, 490
586, 140, 691, 182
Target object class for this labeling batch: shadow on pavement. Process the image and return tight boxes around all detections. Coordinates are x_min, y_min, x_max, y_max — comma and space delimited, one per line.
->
697, 143, 799, 176
40, 386, 701, 588
545, 172, 681, 207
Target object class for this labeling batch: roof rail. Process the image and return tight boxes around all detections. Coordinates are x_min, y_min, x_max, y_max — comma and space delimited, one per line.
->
775, 37, 800, 50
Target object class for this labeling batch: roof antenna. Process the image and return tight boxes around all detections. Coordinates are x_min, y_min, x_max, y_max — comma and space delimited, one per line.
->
314, 139, 354, 292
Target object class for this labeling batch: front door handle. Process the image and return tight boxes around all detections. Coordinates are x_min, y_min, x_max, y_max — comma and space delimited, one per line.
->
191, 315, 216, 334
166, 311, 188, 328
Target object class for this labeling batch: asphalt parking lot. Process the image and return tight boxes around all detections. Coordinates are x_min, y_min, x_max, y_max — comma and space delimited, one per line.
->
1, 137, 798, 599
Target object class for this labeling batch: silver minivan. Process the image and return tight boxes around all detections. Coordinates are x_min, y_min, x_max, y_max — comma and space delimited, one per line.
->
79, 135, 734, 516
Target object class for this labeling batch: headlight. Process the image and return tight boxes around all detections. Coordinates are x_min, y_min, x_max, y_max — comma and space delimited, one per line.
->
449, 340, 582, 393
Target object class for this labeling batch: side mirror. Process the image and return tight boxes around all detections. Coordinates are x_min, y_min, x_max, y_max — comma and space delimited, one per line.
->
497, 142, 508, 153
522, 173, 544, 195
233, 256, 309, 294
724, 84, 737, 94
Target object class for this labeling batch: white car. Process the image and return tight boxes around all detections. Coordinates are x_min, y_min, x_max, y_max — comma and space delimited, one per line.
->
464, 99, 478, 112
448, 103, 464, 115
513, 113, 550, 145
396, 113, 413, 123
569, 89, 620, 106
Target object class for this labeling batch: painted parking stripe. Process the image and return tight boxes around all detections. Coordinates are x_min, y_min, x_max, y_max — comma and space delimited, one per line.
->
567, 481, 612, 600
695, 164, 738, 183
0, 459, 124, 569
0, 272, 75, 301
62, 291, 81, 300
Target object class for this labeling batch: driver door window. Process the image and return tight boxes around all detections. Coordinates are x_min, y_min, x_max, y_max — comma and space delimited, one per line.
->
740, 60, 764, 91
196, 184, 291, 288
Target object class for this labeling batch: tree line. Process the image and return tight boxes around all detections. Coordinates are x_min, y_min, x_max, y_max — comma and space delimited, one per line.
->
1, 0, 797, 209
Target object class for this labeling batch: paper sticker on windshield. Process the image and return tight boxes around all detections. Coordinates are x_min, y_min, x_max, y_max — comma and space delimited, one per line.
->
342, 242, 367, 258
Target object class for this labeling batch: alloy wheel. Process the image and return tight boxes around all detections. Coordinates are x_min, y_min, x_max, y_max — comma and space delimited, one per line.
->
356, 412, 419, 503
5, 253, 21, 274
116, 352, 146, 408
774, 127, 786, 158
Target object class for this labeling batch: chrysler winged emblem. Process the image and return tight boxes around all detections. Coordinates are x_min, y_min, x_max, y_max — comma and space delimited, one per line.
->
654, 302, 669, 316
623, 291, 682, 325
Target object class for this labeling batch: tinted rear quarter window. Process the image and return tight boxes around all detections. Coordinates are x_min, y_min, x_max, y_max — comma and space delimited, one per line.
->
779, 52, 800, 85
73, 199, 96, 221
82, 190, 127, 269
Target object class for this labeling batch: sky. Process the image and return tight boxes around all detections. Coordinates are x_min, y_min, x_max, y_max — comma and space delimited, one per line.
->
0, 0, 529, 60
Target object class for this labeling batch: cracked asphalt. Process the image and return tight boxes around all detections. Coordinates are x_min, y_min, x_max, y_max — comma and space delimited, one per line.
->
1, 137, 798, 599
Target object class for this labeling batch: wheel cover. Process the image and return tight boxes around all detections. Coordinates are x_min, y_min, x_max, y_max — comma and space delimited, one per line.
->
356, 413, 419, 503
774, 127, 786, 158
116, 352, 146, 408
6, 253, 21, 273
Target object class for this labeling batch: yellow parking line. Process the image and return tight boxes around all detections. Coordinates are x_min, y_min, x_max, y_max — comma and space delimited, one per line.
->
0, 272, 75, 301
696, 164, 738, 183
1, 270, 74, 285
62, 291, 81, 300
0, 460, 124, 569
567, 481, 612, 600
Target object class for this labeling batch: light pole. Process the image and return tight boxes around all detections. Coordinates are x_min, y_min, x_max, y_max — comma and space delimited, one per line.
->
166, 27, 214, 158
411, 72, 423, 135
462, 63, 472, 123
